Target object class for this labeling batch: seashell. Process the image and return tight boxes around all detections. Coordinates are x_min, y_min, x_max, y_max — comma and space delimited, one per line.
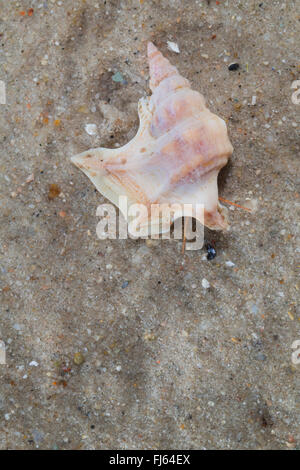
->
71, 42, 233, 235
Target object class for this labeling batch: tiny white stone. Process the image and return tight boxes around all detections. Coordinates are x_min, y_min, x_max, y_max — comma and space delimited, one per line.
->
202, 278, 210, 289
251, 95, 257, 106
167, 41, 180, 53
116, 365, 122, 371
85, 123, 98, 135
29, 361, 39, 367
225, 261, 235, 267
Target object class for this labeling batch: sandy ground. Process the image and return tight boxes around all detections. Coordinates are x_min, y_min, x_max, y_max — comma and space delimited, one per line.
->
0, 0, 299, 450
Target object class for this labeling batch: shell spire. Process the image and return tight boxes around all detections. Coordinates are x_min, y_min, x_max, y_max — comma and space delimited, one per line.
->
147, 41, 180, 92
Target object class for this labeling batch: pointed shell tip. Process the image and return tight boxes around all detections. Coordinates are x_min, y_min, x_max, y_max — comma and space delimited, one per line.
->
147, 41, 158, 57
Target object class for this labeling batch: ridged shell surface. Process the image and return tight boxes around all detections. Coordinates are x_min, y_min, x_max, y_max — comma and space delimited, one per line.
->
71, 42, 233, 234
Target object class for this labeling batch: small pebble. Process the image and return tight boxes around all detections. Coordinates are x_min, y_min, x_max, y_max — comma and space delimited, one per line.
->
167, 41, 180, 53
206, 244, 216, 260
202, 278, 210, 289
225, 261, 235, 267
48, 183, 61, 200
85, 123, 97, 136
73, 352, 85, 365
112, 71, 125, 83
26, 173, 34, 183
228, 63, 240, 71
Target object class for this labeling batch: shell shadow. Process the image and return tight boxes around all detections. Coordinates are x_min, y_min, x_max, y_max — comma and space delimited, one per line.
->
218, 159, 233, 194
